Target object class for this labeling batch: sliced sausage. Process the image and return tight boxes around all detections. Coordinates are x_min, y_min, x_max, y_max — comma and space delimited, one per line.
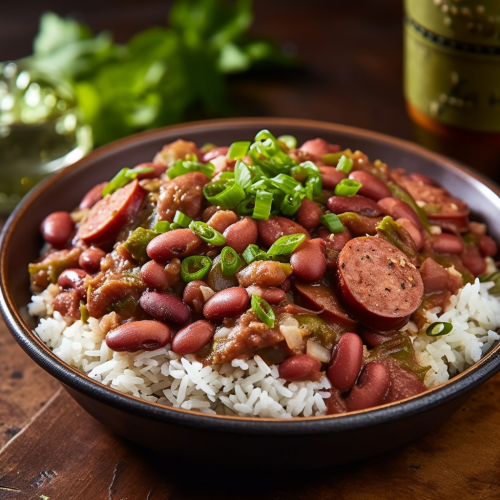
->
336, 237, 424, 331
327, 195, 382, 217
77, 179, 146, 246
79, 182, 108, 210
257, 216, 310, 248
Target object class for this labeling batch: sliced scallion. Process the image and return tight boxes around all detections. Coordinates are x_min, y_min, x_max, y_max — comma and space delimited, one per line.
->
173, 211, 193, 228
252, 190, 273, 220
334, 179, 361, 196
251, 294, 275, 327
181, 256, 212, 282
170, 223, 181, 230
269, 173, 302, 194
102, 166, 154, 197
280, 191, 302, 216
277, 135, 297, 150
336, 155, 353, 175
426, 322, 453, 337
154, 221, 171, 233
219, 171, 235, 180
242, 244, 268, 264
320, 214, 344, 233
189, 221, 226, 246
203, 179, 246, 209
227, 141, 251, 159
167, 159, 214, 180
237, 195, 256, 216
267, 233, 306, 256
220, 246, 240, 275
235, 160, 252, 190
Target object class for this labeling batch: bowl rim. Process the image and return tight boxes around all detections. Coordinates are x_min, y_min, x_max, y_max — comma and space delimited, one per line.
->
2, 116, 500, 435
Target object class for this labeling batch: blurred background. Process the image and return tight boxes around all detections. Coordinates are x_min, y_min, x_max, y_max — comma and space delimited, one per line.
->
0, 0, 498, 212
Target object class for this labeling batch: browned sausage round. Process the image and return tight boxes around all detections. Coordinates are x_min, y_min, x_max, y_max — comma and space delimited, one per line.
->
346, 362, 390, 411
257, 216, 310, 247
223, 217, 258, 254
203, 287, 249, 322
432, 233, 465, 255
79, 182, 108, 210
348, 171, 392, 201
278, 354, 322, 381
327, 333, 363, 392
295, 199, 322, 231
79, 247, 106, 273
319, 166, 346, 190
290, 239, 326, 281
377, 197, 422, 230
172, 320, 216, 354
336, 237, 424, 331
327, 195, 382, 217
40, 211, 74, 248
146, 229, 202, 262
77, 179, 146, 246
409, 172, 440, 187
139, 291, 190, 325
106, 320, 171, 352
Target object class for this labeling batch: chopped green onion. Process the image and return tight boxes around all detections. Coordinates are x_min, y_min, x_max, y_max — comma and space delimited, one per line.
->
426, 322, 453, 337
334, 179, 361, 196
242, 244, 268, 264
189, 221, 226, 245
203, 179, 246, 209
167, 159, 214, 180
170, 223, 181, 230
102, 166, 155, 197
336, 155, 354, 175
251, 295, 275, 327
80, 302, 89, 324
227, 141, 251, 159
235, 160, 252, 190
269, 173, 302, 194
277, 135, 297, 150
181, 256, 212, 282
249, 129, 296, 175
154, 221, 171, 233
280, 191, 303, 216
237, 195, 256, 216
220, 246, 240, 275
305, 173, 322, 199
252, 190, 273, 220
219, 171, 235, 180
320, 214, 344, 233
267, 233, 306, 256
173, 211, 193, 228
291, 165, 308, 182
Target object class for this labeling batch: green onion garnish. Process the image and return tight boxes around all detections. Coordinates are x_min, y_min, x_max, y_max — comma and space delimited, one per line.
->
220, 246, 240, 275
336, 155, 354, 175
251, 294, 275, 327
203, 179, 246, 209
252, 190, 273, 220
237, 196, 256, 216
173, 211, 193, 228
167, 159, 214, 180
235, 160, 252, 190
267, 233, 306, 256
227, 141, 251, 159
426, 322, 453, 337
277, 135, 297, 150
189, 221, 226, 246
242, 244, 268, 264
154, 221, 171, 233
334, 179, 362, 196
280, 191, 303, 216
269, 173, 302, 194
291, 165, 308, 182
320, 214, 344, 233
102, 166, 154, 196
219, 171, 235, 180
181, 256, 212, 282
170, 223, 181, 230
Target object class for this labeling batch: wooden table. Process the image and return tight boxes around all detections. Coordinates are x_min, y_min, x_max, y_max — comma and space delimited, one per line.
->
1, 1, 500, 498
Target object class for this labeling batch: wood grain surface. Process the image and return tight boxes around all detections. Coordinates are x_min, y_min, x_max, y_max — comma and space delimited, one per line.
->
1, 1, 499, 499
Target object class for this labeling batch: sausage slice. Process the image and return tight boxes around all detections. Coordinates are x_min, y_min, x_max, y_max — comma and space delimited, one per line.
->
336, 237, 423, 331
77, 179, 146, 246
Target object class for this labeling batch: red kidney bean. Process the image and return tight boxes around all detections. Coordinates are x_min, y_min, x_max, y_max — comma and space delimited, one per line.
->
141, 259, 181, 290
40, 211, 74, 248
327, 333, 363, 392
207, 210, 238, 234
202, 206, 219, 222
317, 226, 352, 252
53, 290, 81, 319
358, 328, 391, 347
479, 235, 497, 258
409, 172, 440, 187
432, 233, 465, 255
319, 166, 346, 190
327, 195, 382, 217
202, 147, 229, 163
348, 171, 392, 201
280, 278, 291, 293
461, 245, 487, 276
172, 320, 216, 354
290, 239, 326, 281
57, 268, 88, 293
295, 199, 322, 231
257, 216, 310, 248
377, 197, 422, 230
203, 287, 249, 322
146, 229, 202, 262
106, 320, 171, 352
132, 162, 168, 179
396, 218, 423, 251
223, 217, 258, 254
183, 280, 210, 314
245, 286, 286, 304
139, 291, 190, 325
278, 354, 322, 381
79, 182, 108, 209
300, 138, 340, 158
346, 362, 390, 411
79, 247, 106, 273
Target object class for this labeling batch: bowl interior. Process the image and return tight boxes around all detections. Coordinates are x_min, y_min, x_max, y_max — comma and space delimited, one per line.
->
3, 117, 500, 428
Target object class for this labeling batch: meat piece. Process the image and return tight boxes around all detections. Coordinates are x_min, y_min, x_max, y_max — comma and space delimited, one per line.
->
212, 311, 284, 363
53, 290, 81, 320
154, 139, 201, 166
237, 261, 292, 288
336, 237, 424, 331
292, 279, 358, 331
419, 257, 462, 295
378, 358, 427, 403
156, 172, 209, 222
77, 179, 146, 246
257, 216, 310, 247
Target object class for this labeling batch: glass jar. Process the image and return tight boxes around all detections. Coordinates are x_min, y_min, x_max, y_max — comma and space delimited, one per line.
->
0, 60, 92, 213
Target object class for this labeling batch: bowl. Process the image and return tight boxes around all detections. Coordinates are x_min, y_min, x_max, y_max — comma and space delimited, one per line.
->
2, 117, 500, 469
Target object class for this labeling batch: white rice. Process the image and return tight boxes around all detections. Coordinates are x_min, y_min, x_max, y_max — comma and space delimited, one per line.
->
29, 278, 500, 417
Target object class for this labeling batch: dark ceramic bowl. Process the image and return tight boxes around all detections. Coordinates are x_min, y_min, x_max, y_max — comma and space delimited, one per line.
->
2, 118, 500, 469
